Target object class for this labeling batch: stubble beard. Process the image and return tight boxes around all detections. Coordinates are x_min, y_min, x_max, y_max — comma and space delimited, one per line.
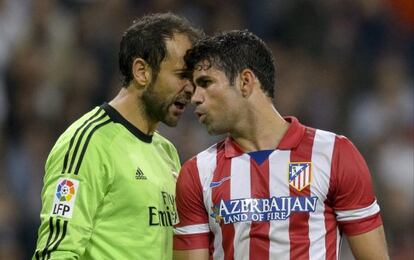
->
205, 119, 225, 136
142, 81, 177, 127
204, 113, 233, 136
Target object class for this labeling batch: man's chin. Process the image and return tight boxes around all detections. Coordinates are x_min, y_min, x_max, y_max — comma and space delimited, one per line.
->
206, 123, 227, 136
162, 115, 180, 127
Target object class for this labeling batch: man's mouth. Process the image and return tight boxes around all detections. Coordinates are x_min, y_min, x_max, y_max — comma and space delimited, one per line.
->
172, 98, 190, 114
173, 100, 186, 110
195, 110, 206, 122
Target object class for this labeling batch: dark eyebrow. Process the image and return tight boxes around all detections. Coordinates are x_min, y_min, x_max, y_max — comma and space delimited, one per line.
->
174, 69, 192, 78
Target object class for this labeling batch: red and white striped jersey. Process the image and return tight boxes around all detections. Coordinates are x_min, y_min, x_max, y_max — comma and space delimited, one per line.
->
174, 117, 382, 260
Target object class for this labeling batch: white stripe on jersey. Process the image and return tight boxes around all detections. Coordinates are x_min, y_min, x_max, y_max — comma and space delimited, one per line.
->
231, 155, 251, 260
336, 200, 380, 221
174, 224, 210, 235
196, 146, 224, 260
268, 150, 291, 259
337, 227, 342, 259
309, 129, 336, 260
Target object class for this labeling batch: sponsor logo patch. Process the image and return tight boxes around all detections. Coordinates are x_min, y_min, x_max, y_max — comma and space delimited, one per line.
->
148, 191, 178, 227
210, 196, 318, 224
289, 162, 312, 191
51, 178, 79, 218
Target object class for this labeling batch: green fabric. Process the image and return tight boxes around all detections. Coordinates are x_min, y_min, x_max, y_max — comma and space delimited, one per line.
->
33, 105, 181, 260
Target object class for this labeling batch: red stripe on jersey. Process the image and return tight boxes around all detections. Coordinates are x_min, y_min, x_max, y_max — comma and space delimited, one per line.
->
249, 159, 270, 259
324, 201, 338, 260
340, 213, 382, 236
289, 127, 316, 260
212, 148, 234, 260
174, 233, 210, 250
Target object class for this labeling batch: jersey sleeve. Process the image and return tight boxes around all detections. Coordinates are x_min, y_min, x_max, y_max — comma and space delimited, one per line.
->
173, 157, 210, 250
330, 136, 383, 236
33, 133, 114, 259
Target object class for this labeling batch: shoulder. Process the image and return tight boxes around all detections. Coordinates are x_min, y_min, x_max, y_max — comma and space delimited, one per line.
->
309, 127, 366, 166
180, 140, 223, 180
47, 107, 119, 169
195, 140, 224, 162
306, 127, 338, 156
153, 132, 180, 157
58, 107, 119, 148
153, 132, 176, 149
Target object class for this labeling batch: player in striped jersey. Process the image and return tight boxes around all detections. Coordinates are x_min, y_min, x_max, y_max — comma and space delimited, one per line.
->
33, 13, 202, 259
173, 30, 389, 260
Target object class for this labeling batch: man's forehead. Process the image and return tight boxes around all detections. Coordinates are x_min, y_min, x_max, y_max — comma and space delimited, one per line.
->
193, 62, 226, 80
157, 37, 190, 73
164, 34, 192, 61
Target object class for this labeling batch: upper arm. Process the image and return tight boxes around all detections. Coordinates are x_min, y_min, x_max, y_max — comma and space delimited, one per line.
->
347, 225, 389, 260
331, 136, 383, 235
174, 158, 210, 250
173, 249, 209, 260
329, 137, 389, 259
34, 133, 112, 258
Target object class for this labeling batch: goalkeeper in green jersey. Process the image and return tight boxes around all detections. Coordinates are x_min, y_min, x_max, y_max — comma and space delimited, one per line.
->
33, 13, 202, 259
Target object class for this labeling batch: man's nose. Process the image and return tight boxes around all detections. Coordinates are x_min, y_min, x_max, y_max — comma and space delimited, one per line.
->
191, 86, 203, 105
183, 80, 194, 96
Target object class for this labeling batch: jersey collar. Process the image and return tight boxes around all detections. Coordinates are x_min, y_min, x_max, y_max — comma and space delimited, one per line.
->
224, 116, 306, 158
101, 102, 153, 143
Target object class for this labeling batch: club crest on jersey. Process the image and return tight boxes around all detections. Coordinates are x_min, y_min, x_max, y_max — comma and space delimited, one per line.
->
50, 178, 79, 218
289, 162, 312, 191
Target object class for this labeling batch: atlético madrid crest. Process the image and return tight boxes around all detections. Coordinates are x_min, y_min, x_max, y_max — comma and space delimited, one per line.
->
288, 162, 312, 191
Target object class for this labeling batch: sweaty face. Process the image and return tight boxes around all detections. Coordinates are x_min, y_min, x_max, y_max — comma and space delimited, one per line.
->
142, 34, 193, 127
191, 64, 243, 135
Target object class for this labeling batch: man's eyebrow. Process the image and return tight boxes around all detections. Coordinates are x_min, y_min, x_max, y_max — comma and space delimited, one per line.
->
174, 69, 192, 78
174, 68, 192, 74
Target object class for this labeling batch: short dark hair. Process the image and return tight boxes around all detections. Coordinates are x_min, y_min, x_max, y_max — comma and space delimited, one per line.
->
119, 12, 202, 86
185, 30, 276, 98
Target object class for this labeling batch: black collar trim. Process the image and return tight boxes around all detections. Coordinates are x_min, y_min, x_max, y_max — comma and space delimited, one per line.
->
101, 102, 153, 143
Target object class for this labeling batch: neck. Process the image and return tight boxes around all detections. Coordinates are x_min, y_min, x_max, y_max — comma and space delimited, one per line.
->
231, 104, 289, 152
109, 87, 158, 135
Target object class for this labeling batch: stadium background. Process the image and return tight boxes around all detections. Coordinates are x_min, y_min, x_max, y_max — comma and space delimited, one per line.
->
0, 0, 412, 259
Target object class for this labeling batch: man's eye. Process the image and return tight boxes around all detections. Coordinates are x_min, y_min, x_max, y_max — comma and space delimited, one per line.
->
178, 72, 191, 79
199, 80, 212, 88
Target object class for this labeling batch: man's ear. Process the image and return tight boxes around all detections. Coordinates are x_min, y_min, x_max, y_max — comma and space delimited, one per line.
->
239, 69, 256, 98
132, 58, 152, 87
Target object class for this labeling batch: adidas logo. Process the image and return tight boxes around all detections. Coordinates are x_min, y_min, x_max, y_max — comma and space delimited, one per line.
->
135, 167, 147, 180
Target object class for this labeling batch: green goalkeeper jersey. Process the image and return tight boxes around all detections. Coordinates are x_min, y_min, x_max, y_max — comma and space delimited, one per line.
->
33, 103, 181, 260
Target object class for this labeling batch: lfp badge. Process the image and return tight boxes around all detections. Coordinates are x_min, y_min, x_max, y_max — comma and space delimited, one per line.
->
56, 179, 76, 201
289, 162, 312, 191
51, 178, 79, 218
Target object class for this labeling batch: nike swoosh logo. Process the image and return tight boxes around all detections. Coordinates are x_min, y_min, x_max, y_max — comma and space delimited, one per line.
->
210, 176, 231, 188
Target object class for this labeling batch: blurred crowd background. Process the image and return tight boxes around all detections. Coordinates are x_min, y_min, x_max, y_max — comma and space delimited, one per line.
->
0, 0, 413, 259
